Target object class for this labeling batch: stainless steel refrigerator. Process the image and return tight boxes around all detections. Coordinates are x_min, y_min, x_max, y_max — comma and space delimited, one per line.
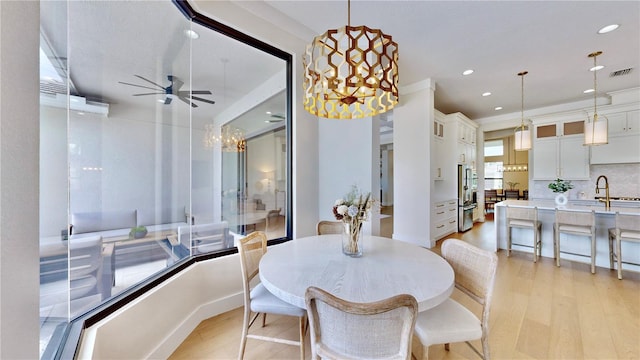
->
458, 164, 477, 232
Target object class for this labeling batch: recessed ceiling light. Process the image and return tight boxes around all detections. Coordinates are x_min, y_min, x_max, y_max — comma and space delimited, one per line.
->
584, 88, 595, 94
462, 69, 474, 76
598, 24, 619, 34
266, 111, 272, 115
184, 29, 200, 39
482, 92, 492, 97
590, 65, 604, 71
494, 106, 503, 111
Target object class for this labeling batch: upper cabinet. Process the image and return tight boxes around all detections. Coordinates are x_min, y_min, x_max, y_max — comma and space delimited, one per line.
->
450, 113, 477, 168
533, 120, 589, 180
590, 109, 640, 164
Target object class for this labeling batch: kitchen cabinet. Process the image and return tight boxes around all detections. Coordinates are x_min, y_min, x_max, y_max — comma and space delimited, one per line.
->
431, 199, 457, 240
608, 110, 639, 135
450, 113, 477, 168
591, 110, 640, 164
433, 137, 445, 180
533, 120, 589, 180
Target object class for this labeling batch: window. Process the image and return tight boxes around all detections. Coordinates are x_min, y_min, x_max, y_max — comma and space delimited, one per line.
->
39, 1, 291, 357
484, 162, 503, 190
484, 139, 504, 156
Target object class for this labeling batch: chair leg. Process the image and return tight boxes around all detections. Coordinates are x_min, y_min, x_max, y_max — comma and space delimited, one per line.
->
553, 228, 560, 267
617, 238, 623, 280
298, 315, 306, 360
421, 345, 429, 360
238, 307, 251, 360
262, 313, 267, 327
609, 234, 614, 270
533, 227, 538, 263
506, 226, 511, 257
590, 234, 596, 274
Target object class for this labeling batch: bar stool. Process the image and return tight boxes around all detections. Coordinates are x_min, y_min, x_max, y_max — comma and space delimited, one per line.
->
608, 212, 640, 280
506, 205, 542, 262
554, 209, 596, 274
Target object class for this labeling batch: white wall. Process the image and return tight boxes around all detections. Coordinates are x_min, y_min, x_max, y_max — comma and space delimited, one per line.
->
79, 255, 244, 359
392, 80, 435, 247
0, 1, 40, 358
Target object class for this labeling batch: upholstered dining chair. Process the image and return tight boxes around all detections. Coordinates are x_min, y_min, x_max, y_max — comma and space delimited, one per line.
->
484, 190, 498, 214
237, 231, 307, 360
305, 286, 418, 360
316, 220, 344, 235
608, 212, 640, 279
504, 190, 520, 199
414, 239, 498, 360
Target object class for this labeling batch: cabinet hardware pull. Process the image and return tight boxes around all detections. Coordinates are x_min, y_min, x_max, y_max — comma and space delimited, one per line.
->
437, 224, 445, 229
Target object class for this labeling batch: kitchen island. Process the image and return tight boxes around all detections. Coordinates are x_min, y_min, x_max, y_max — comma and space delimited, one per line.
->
494, 199, 640, 273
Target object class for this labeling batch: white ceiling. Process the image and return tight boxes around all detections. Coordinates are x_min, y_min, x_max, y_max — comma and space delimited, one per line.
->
40, 1, 639, 137
240, 0, 640, 120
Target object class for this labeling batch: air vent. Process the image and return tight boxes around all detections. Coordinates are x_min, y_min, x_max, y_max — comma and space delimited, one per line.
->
610, 68, 633, 77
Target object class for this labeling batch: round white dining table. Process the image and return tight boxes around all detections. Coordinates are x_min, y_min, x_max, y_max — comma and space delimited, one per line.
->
259, 234, 455, 312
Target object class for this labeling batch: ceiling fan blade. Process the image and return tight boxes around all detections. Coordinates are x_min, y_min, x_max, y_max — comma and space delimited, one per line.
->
118, 81, 160, 91
189, 90, 212, 95
178, 96, 198, 108
190, 96, 216, 104
133, 92, 164, 96
164, 97, 172, 105
134, 75, 166, 90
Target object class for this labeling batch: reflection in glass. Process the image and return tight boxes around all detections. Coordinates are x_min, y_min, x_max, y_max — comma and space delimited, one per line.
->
38, 0, 289, 357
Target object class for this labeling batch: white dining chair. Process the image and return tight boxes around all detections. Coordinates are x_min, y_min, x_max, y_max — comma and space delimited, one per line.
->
305, 286, 418, 360
608, 212, 640, 280
237, 231, 307, 360
414, 239, 498, 360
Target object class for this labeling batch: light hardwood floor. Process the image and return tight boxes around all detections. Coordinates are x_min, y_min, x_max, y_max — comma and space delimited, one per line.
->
169, 213, 640, 360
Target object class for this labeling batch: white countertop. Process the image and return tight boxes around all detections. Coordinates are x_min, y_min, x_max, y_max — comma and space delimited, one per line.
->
259, 235, 455, 312
495, 199, 640, 215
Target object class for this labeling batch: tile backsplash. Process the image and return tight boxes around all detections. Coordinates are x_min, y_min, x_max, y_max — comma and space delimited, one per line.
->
531, 163, 640, 200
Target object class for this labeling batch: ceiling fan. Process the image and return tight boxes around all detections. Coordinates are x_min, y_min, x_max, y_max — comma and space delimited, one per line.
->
118, 75, 215, 108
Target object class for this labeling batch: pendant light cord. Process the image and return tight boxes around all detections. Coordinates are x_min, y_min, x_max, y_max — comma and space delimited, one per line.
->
593, 54, 597, 120
518, 71, 528, 131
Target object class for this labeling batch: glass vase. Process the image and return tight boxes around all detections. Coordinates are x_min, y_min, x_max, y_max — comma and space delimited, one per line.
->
342, 221, 363, 257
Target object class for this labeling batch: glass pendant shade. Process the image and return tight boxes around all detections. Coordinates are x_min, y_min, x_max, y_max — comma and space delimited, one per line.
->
514, 127, 531, 151
584, 115, 608, 145
302, 1, 398, 119
514, 71, 531, 151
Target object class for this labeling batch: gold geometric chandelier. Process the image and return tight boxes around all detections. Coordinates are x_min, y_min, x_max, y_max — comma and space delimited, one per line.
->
203, 124, 246, 152
514, 71, 531, 151
302, 0, 399, 119
584, 50, 608, 146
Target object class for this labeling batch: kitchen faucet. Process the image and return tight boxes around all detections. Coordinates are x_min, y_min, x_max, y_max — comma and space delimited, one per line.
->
595, 175, 610, 210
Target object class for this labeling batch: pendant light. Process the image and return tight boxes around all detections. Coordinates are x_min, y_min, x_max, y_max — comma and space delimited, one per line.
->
302, 0, 399, 119
514, 71, 531, 151
584, 51, 608, 146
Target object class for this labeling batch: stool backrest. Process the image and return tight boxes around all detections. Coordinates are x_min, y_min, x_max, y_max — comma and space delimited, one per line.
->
616, 212, 640, 232
507, 206, 537, 221
556, 209, 594, 227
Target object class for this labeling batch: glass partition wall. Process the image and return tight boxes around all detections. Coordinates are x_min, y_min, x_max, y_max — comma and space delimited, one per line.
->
39, 1, 290, 357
